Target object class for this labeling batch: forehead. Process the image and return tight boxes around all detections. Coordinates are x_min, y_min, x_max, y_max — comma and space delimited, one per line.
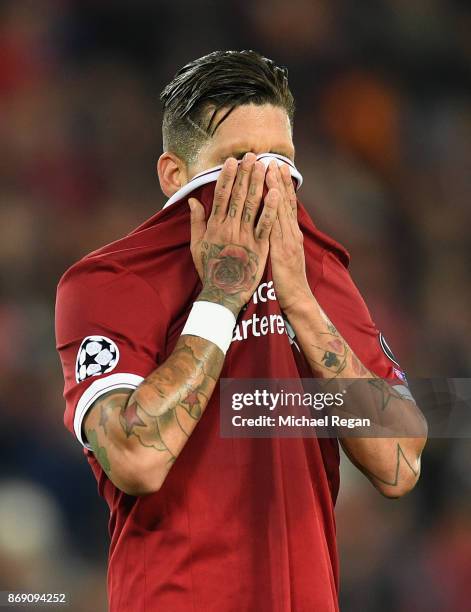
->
205, 103, 293, 157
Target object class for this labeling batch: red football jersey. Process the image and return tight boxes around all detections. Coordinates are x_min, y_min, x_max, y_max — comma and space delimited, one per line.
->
55, 155, 406, 612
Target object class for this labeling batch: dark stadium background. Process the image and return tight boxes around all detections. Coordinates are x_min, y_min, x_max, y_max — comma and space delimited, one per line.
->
0, 1, 470, 610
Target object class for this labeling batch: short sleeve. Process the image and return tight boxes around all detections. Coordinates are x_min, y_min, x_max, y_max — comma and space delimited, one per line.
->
316, 251, 410, 389
55, 259, 168, 448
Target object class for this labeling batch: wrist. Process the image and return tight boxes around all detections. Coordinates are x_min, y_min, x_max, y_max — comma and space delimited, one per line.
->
282, 291, 317, 320
181, 299, 237, 355
197, 287, 242, 318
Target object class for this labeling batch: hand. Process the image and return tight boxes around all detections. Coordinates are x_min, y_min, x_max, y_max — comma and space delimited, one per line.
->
267, 161, 313, 316
189, 153, 280, 316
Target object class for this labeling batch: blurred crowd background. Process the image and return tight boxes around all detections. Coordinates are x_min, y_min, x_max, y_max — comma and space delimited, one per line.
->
0, 1, 470, 610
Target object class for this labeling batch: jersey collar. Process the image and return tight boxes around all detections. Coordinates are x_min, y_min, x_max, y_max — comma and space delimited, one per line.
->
162, 153, 303, 210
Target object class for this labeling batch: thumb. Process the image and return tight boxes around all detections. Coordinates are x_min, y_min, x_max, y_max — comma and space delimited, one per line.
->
188, 197, 206, 245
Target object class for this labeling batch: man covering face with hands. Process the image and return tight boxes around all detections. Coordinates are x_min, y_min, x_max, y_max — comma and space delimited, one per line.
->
56, 50, 426, 612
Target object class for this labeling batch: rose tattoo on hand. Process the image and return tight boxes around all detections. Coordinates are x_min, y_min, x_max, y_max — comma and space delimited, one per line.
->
205, 245, 258, 294
199, 242, 259, 314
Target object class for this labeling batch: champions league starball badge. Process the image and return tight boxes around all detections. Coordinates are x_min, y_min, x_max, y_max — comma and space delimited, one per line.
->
75, 335, 119, 383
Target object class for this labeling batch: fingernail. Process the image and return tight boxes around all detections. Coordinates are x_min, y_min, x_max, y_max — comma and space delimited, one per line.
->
188, 198, 195, 211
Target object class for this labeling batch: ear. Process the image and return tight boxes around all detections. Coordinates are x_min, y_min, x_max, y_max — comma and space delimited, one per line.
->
157, 152, 188, 198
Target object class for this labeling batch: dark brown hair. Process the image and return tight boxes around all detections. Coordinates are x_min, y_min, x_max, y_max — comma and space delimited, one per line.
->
160, 50, 294, 163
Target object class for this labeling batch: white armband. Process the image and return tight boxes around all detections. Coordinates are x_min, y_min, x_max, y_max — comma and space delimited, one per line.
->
181, 300, 236, 354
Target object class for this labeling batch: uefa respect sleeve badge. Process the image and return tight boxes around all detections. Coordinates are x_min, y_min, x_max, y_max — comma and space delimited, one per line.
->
379, 332, 408, 383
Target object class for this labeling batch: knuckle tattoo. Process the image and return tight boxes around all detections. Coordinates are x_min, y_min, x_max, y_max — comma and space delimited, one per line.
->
214, 190, 225, 204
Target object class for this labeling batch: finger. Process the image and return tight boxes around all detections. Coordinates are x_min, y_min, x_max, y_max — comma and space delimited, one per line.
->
188, 197, 207, 248
278, 164, 302, 244
268, 161, 289, 214
226, 152, 256, 223
265, 160, 279, 191
280, 163, 298, 217
209, 157, 238, 221
255, 187, 280, 241
241, 160, 265, 229
270, 211, 283, 245
265, 161, 288, 238
272, 163, 293, 239
274, 163, 291, 215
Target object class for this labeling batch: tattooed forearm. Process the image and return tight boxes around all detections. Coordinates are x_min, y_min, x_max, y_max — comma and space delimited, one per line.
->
303, 310, 350, 376
340, 439, 421, 498
197, 242, 259, 315
367, 377, 407, 411
283, 295, 427, 496
83, 334, 225, 494
351, 353, 369, 376
365, 443, 420, 487
86, 428, 111, 476
121, 400, 176, 459
98, 403, 113, 435
119, 335, 223, 458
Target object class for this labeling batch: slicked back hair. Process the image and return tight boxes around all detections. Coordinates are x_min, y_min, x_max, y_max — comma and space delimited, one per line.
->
160, 50, 295, 164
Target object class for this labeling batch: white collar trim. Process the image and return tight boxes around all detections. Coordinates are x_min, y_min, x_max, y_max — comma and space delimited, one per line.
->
162, 153, 303, 210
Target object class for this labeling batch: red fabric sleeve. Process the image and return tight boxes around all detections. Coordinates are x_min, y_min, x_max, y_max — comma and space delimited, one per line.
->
55, 258, 168, 447
316, 251, 409, 385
